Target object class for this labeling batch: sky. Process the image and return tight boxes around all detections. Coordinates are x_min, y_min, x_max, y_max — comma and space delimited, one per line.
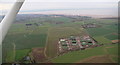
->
0, 0, 119, 2
0, 0, 119, 18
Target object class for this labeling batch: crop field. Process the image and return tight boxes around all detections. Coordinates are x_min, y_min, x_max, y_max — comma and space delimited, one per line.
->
5, 49, 31, 62
93, 36, 112, 44
52, 46, 106, 63
51, 19, 118, 63
3, 33, 47, 49
52, 44, 118, 63
2, 16, 80, 62
84, 19, 117, 25
105, 34, 118, 40
85, 19, 118, 34
5, 50, 15, 63
2, 21, 48, 62
2, 14, 118, 63
86, 27, 116, 37
85, 19, 118, 43
46, 26, 87, 58
15, 49, 31, 61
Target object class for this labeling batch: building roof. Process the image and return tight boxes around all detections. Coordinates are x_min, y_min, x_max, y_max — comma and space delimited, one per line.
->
62, 46, 68, 49
81, 42, 87, 45
72, 43, 77, 46
62, 44, 67, 46
72, 40, 77, 43
88, 43, 93, 45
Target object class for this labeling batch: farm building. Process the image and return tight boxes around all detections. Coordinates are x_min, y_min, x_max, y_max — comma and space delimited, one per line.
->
26, 24, 32, 26
81, 23, 100, 28
59, 38, 69, 52
71, 40, 77, 45
58, 35, 98, 54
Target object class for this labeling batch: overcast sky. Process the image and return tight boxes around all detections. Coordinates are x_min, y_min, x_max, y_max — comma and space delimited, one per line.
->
0, 0, 119, 2
0, 0, 119, 17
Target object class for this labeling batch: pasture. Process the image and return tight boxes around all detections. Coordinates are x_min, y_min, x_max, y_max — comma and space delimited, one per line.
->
46, 26, 86, 58
2, 16, 78, 62
2, 15, 118, 63
52, 44, 118, 63
51, 18, 118, 63
52, 46, 106, 63
85, 19, 118, 44
105, 34, 118, 40
2, 22, 48, 62
86, 27, 115, 37
93, 36, 112, 44
15, 49, 31, 61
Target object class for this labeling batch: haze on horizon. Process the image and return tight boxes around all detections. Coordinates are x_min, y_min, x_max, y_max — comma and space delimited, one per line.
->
0, 0, 119, 18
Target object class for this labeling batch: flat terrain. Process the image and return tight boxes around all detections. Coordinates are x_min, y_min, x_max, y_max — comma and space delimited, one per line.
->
93, 36, 112, 44
2, 14, 119, 63
51, 19, 119, 63
78, 55, 114, 63
52, 44, 118, 63
46, 26, 86, 58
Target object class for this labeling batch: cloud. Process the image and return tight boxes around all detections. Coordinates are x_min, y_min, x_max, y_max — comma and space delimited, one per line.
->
0, 0, 119, 2
0, 4, 13, 10
0, 0, 118, 16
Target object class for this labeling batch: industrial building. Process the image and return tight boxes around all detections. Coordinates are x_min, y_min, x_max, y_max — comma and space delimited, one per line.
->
58, 35, 98, 54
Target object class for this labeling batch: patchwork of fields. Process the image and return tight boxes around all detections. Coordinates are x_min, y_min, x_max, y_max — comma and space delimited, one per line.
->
2, 15, 119, 63
2, 22, 48, 62
52, 44, 118, 63
85, 19, 119, 44
51, 19, 119, 63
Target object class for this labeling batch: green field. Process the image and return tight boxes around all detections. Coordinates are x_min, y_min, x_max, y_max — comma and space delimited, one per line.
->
93, 36, 112, 44
51, 19, 118, 63
2, 22, 48, 62
2, 16, 77, 62
105, 34, 118, 40
2, 16, 119, 63
52, 47, 106, 63
5, 49, 31, 62
85, 19, 118, 44
86, 28, 115, 37
52, 44, 118, 63
3, 33, 47, 50
46, 26, 86, 58
5, 51, 15, 63
84, 19, 117, 25
15, 49, 31, 61
85, 19, 118, 37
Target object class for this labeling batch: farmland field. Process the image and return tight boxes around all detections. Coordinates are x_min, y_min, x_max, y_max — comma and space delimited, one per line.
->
2, 14, 119, 63
86, 28, 115, 37
46, 26, 86, 58
52, 46, 106, 63
2, 18, 49, 62
51, 19, 118, 63
2, 15, 80, 62
15, 49, 31, 61
5, 50, 15, 62
105, 34, 118, 40
52, 44, 118, 63
93, 36, 112, 44
85, 19, 119, 44
85, 19, 118, 37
